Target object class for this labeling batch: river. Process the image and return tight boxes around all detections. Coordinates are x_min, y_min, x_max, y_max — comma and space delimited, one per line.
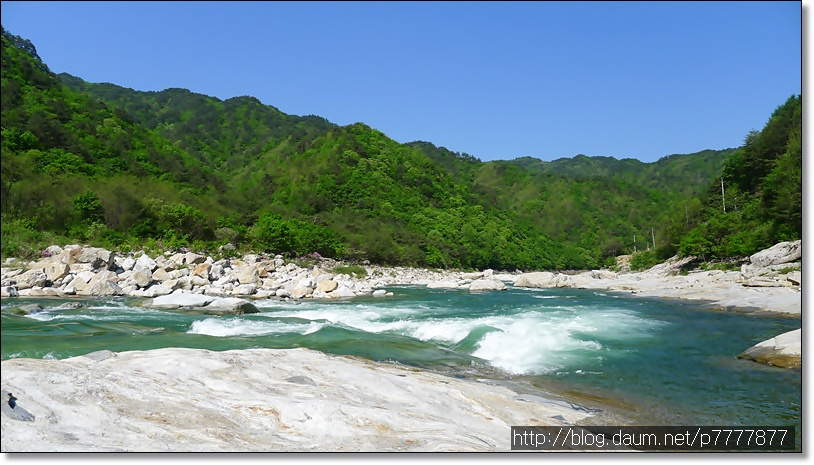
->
1, 285, 801, 449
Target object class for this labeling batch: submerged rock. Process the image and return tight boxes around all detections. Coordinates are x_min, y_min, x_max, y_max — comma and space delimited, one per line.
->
738, 328, 801, 369
9, 304, 44, 316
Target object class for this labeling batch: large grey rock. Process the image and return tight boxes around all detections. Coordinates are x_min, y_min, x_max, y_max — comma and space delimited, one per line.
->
261, 279, 281, 291
275, 289, 291, 298
143, 285, 173, 297
152, 268, 172, 282
134, 254, 157, 273
208, 264, 224, 281
738, 329, 801, 369
514, 272, 557, 289
328, 285, 356, 298
14, 269, 47, 290
190, 276, 209, 287
749, 240, 802, 269
590, 269, 617, 279
427, 281, 460, 289
316, 280, 338, 293
787, 271, 801, 286
235, 266, 260, 286
185, 253, 206, 265
76, 271, 122, 296
151, 294, 217, 309
468, 279, 507, 291
68, 247, 115, 270
297, 278, 315, 289
290, 287, 313, 299
131, 268, 153, 288
202, 297, 259, 315
232, 284, 257, 296
19, 288, 62, 297
120, 256, 136, 272
149, 294, 258, 315
167, 253, 186, 267
193, 263, 211, 279
34, 260, 69, 282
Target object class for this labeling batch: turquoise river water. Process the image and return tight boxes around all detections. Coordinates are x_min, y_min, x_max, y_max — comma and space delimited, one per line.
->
1, 286, 801, 449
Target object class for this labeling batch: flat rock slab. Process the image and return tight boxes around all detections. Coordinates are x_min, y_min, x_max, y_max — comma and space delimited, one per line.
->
1, 348, 592, 452
738, 328, 801, 369
149, 295, 258, 315
151, 294, 216, 309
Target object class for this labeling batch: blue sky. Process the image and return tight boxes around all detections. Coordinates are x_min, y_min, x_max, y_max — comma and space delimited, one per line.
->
0, 1, 802, 162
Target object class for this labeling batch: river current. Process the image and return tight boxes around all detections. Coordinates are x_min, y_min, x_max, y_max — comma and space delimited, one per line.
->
1, 286, 801, 447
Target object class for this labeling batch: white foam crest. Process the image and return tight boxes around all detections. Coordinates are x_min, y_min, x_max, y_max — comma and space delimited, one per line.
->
472, 317, 598, 375
471, 308, 661, 375
187, 318, 324, 337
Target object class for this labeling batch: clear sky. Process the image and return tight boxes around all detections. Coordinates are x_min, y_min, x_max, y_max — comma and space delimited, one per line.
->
0, 1, 802, 162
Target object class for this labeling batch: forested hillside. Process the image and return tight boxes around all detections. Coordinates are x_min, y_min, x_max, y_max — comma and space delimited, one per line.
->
677, 94, 802, 260
1, 27, 800, 270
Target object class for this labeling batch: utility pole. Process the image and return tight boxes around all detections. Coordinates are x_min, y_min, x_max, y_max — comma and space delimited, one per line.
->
651, 226, 656, 251
633, 234, 637, 253
721, 178, 726, 213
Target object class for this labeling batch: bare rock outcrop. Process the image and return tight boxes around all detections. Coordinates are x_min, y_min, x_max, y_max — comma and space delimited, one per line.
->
0, 348, 593, 451
738, 329, 801, 369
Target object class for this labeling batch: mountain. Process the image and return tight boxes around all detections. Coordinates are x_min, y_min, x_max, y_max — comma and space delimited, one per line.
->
5, 26, 791, 270
677, 94, 802, 260
1, 26, 227, 252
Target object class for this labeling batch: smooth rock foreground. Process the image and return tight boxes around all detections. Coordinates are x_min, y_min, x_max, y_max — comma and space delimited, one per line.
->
737, 329, 801, 370
0, 348, 592, 452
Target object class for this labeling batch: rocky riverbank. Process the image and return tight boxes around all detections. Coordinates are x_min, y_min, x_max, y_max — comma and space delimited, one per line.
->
509, 241, 802, 370
1, 240, 801, 367
0, 347, 594, 452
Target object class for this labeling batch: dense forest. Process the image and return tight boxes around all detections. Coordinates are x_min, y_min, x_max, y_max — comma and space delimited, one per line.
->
0, 27, 802, 270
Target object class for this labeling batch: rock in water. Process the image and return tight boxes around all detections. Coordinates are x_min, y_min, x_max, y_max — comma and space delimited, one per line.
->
151, 294, 217, 309
148, 295, 257, 315
468, 279, 507, 291
427, 281, 460, 289
201, 297, 259, 315
514, 272, 557, 288
738, 328, 801, 369
10, 304, 44, 316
